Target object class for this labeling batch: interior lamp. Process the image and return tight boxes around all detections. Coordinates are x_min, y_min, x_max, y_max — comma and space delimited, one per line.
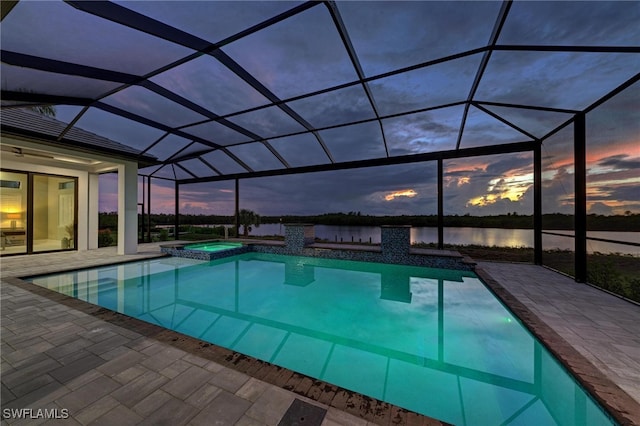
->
6, 213, 21, 229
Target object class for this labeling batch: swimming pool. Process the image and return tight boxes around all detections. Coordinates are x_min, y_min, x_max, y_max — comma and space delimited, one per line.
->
183, 241, 244, 252
28, 253, 614, 425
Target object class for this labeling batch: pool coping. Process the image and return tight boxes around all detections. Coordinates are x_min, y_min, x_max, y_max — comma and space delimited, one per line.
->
475, 265, 640, 426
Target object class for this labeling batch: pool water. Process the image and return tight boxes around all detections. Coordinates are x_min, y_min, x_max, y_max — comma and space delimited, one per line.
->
183, 241, 243, 252
28, 253, 614, 425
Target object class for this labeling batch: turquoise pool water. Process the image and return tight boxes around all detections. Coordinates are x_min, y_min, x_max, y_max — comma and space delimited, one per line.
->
183, 241, 243, 252
28, 253, 614, 425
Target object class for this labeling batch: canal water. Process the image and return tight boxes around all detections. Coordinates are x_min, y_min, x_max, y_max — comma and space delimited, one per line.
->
246, 224, 639, 256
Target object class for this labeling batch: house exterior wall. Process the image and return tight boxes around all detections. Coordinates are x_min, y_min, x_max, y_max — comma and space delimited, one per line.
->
0, 157, 90, 251
1, 135, 139, 255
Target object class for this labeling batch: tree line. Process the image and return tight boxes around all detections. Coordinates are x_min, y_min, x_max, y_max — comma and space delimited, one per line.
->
99, 211, 640, 232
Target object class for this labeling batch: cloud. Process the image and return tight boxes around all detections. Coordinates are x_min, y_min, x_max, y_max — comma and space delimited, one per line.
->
369, 54, 481, 117
587, 169, 639, 184
75, 108, 165, 151
441, 153, 536, 215
336, 1, 501, 76
597, 184, 640, 203
385, 189, 417, 201
384, 106, 464, 155
178, 182, 235, 215
226, 106, 306, 140
477, 50, 638, 111
151, 55, 270, 117
486, 153, 532, 176
540, 167, 575, 214
100, 133, 636, 217
237, 163, 439, 216
597, 154, 640, 171
221, 5, 358, 99
286, 85, 375, 130
2, 1, 191, 76
320, 121, 387, 162
588, 202, 614, 215
499, 1, 639, 46
121, 1, 295, 48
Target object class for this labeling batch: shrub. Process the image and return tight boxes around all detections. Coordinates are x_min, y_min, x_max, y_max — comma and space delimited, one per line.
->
626, 277, 640, 302
588, 260, 620, 291
98, 229, 114, 247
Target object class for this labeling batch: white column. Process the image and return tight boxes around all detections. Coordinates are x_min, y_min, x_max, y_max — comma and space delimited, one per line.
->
118, 161, 138, 255
87, 173, 100, 250
75, 171, 90, 251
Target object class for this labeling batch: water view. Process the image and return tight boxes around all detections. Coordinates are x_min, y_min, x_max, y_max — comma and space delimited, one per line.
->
244, 224, 640, 256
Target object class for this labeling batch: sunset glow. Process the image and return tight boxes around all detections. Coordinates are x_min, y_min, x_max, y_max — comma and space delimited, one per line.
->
457, 177, 470, 186
468, 194, 499, 207
385, 189, 417, 201
488, 174, 533, 202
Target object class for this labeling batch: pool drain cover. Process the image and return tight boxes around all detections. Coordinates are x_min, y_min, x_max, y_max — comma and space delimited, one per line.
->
278, 398, 327, 426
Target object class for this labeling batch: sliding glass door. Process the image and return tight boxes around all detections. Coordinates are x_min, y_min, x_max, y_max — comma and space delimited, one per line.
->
1, 170, 77, 256
1, 171, 28, 255
33, 175, 77, 253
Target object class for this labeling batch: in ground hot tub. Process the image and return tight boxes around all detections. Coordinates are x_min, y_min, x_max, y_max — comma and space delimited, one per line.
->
184, 242, 243, 252
161, 240, 249, 260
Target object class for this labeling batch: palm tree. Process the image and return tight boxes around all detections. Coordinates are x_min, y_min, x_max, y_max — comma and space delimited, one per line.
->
17, 88, 56, 117
238, 209, 261, 237
31, 104, 56, 117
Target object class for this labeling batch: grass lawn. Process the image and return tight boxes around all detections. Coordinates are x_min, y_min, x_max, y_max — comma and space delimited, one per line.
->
413, 243, 639, 303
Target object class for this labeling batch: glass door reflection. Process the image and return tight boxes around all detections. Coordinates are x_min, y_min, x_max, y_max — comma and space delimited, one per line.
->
33, 175, 77, 253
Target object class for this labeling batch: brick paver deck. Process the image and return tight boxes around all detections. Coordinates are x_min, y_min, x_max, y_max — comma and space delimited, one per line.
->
475, 261, 640, 424
1, 243, 639, 425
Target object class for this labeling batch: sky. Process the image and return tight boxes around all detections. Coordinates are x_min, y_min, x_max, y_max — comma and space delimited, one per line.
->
2, 1, 638, 217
